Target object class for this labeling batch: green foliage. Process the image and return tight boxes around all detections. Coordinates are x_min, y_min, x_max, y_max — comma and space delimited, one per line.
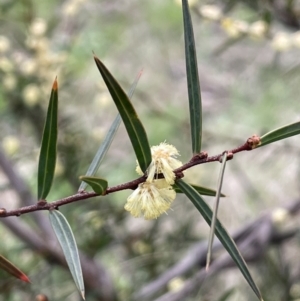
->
79, 176, 108, 194
78, 115, 121, 192
174, 184, 226, 197
0, 255, 30, 283
49, 210, 85, 300
258, 121, 300, 148
79, 71, 142, 191
176, 179, 263, 301
0, 0, 300, 300
182, 0, 203, 154
37, 79, 58, 200
207, 152, 228, 269
94, 56, 152, 173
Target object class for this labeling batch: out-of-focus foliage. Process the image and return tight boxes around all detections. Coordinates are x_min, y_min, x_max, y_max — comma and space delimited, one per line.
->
49, 210, 85, 299
0, 0, 300, 300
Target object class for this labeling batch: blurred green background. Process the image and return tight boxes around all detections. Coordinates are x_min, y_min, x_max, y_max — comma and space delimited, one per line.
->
0, 0, 300, 300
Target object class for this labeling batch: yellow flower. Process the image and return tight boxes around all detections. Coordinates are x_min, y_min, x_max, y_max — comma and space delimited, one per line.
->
136, 142, 182, 184
29, 18, 47, 36
292, 31, 300, 48
249, 20, 268, 39
2, 135, 20, 155
200, 5, 222, 21
22, 84, 40, 107
220, 18, 249, 38
271, 32, 291, 52
3, 74, 16, 90
0, 36, 10, 53
125, 180, 176, 220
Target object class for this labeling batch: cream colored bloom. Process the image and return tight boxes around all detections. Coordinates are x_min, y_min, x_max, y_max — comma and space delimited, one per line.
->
292, 31, 300, 48
63, 0, 81, 16
136, 142, 182, 184
30, 18, 47, 36
0, 57, 14, 72
20, 59, 37, 76
221, 18, 246, 38
271, 207, 289, 226
174, 0, 197, 7
22, 84, 40, 107
249, 20, 268, 39
200, 5, 222, 21
2, 135, 20, 155
271, 32, 291, 51
168, 277, 185, 292
3, 74, 16, 90
125, 181, 176, 220
0, 36, 10, 53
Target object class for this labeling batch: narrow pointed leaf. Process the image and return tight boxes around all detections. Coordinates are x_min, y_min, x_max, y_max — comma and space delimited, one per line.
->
176, 179, 263, 301
174, 184, 226, 197
257, 121, 300, 148
79, 71, 143, 191
49, 210, 85, 299
78, 115, 120, 192
79, 176, 108, 194
37, 78, 58, 200
0, 254, 30, 283
207, 152, 228, 269
182, 0, 202, 154
94, 56, 151, 172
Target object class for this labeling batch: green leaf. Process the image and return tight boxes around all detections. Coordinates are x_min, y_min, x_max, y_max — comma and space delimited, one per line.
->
207, 152, 228, 269
175, 179, 263, 301
258, 121, 300, 148
79, 70, 142, 191
79, 176, 108, 194
49, 210, 85, 300
0, 254, 30, 283
94, 56, 151, 172
174, 184, 226, 197
78, 115, 120, 192
182, 0, 202, 154
37, 78, 58, 200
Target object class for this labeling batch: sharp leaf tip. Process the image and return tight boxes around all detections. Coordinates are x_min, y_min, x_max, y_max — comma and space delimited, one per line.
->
52, 78, 58, 90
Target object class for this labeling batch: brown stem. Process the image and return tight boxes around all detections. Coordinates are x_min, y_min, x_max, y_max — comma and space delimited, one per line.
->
0, 137, 259, 218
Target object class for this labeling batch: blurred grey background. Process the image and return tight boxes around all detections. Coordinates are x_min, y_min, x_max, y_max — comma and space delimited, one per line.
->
0, 0, 300, 300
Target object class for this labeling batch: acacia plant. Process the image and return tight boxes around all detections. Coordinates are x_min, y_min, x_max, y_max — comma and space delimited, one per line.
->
0, 0, 299, 300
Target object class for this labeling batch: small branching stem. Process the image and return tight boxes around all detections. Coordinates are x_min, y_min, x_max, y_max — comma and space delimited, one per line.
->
0, 136, 259, 218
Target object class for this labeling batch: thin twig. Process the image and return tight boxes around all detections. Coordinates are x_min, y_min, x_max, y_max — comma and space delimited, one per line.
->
0, 136, 259, 218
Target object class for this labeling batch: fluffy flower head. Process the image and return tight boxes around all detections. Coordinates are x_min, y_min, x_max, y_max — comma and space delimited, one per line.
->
125, 180, 176, 220
136, 142, 182, 184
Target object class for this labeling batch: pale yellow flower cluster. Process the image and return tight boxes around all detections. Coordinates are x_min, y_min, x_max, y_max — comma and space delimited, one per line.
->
269, 31, 300, 52
23, 17, 67, 106
0, 17, 67, 107
125, 143, 182, 220
136, 143, 183, 184
62, 0, 87, 17
271, 32, 291, 52
220, 18, 268, 39
125, 180, 176, 220
221, 18, 248, 38
2, 135, 20, 155
174, 0, 198, 8
200, 5, 222, 22
0, 36, 10, 53
0, 35, 17, 92
197, 3, 300, 53
194, 4, 269, 39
